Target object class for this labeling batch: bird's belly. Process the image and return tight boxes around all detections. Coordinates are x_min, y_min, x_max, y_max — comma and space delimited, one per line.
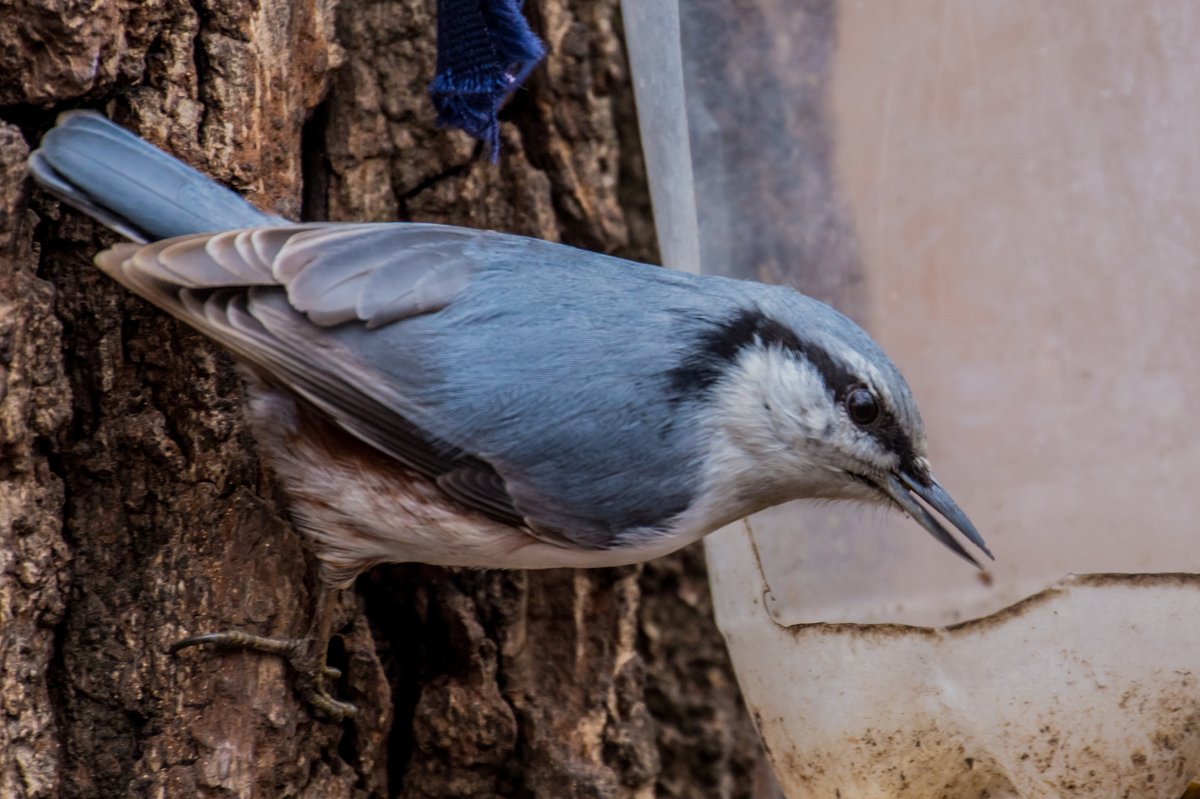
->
244, 385, 703, 583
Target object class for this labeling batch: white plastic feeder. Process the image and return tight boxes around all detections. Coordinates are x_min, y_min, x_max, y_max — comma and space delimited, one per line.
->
622, 1, 1200, 796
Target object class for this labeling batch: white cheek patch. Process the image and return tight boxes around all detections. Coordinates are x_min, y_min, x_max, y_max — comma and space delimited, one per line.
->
733, 348, 903, 473
777, 373, 838, 438
716, 347, 836, 449
851, 431, 897, 471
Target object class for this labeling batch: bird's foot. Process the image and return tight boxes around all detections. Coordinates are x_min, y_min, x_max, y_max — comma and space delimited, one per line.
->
169, 630, 358, 720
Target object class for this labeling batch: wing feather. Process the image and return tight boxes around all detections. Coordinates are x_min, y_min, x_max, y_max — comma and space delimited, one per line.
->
436, 464, 527, 527
97, 223, 535, 532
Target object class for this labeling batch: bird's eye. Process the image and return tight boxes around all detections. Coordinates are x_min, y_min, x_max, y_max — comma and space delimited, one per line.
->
845, 387, 880, 426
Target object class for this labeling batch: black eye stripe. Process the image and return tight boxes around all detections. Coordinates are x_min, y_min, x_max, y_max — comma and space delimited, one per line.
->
669, 307, 860, 397
875, 414, 916, 469
669, 308, 808, 396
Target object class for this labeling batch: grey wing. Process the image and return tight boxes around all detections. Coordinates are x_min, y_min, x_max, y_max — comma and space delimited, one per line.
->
98, 223, 529, 529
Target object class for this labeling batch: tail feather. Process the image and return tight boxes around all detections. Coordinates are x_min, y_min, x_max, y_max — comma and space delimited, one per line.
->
28, 111, 280, 242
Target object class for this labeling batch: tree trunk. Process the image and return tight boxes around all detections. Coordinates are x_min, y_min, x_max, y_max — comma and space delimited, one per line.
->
0, 0, 776, 796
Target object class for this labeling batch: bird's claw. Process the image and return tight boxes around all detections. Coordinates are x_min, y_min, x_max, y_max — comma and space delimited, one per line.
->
304, 687, 357, 721
170, 630, 357, 720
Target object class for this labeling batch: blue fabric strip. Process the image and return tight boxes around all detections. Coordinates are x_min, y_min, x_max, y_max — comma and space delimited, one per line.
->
430, 0, 546, 160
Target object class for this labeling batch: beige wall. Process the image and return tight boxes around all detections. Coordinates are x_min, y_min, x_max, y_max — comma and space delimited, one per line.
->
731, 2, 1200, 625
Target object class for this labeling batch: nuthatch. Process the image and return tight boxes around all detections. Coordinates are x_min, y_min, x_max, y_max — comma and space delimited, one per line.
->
29, 112, 991, 717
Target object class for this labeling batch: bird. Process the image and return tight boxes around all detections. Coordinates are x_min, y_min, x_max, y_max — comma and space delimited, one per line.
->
28, 110, 991, 718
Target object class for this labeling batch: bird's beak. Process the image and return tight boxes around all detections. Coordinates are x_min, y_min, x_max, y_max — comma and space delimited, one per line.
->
876, 470, 993, 568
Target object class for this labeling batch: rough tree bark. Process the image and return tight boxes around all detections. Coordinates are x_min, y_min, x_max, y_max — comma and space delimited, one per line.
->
0, 0, 778, 797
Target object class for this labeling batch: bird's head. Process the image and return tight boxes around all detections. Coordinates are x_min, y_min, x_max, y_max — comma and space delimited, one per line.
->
684, 297, 991, 567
